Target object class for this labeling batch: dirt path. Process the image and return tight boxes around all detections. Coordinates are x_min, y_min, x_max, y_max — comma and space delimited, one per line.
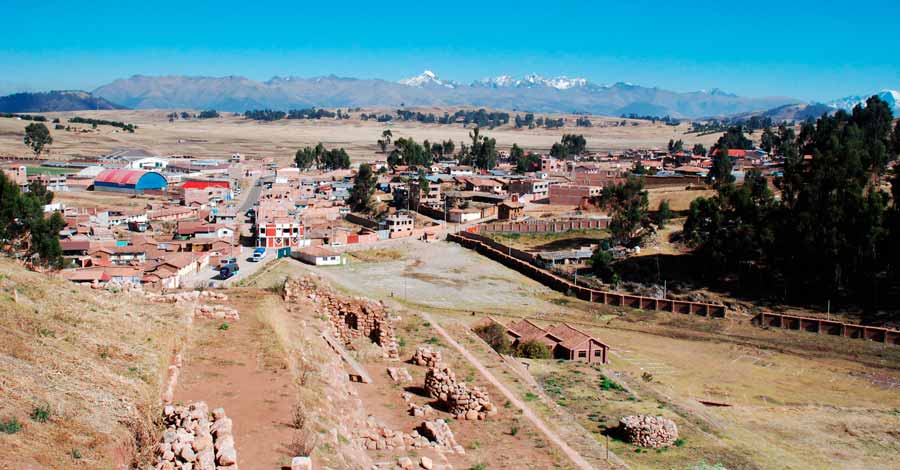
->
176, 292, 296, 468
419, 310, 601, 470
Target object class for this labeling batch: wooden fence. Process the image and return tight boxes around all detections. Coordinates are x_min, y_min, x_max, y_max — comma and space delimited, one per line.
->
448, 231, 726, 317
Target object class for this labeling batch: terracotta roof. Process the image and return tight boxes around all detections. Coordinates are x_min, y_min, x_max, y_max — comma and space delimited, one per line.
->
546, 323, 608, 350
507, 319, 550, 343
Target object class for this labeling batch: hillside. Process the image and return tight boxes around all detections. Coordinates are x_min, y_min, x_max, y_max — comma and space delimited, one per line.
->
0, 91, 126, 113
0, 259, 184, 468
91, 72, 799, 118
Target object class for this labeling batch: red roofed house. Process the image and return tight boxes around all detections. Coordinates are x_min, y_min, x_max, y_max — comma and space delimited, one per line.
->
500, 318, 609, 364
94, 168, 168, 194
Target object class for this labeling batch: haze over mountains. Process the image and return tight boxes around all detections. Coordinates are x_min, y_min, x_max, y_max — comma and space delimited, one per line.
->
89, 71, 800, 118
0, 90, 124, 113
1, 71, 896, 120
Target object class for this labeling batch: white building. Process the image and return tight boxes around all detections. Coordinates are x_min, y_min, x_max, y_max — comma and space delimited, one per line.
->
295, 246, 345, 266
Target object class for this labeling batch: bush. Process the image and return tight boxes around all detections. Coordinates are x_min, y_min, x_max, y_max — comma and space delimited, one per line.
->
516, 340, 551, 359
0, 417, 22, 434
473, 323, 511, 354
30, 404, 51, 423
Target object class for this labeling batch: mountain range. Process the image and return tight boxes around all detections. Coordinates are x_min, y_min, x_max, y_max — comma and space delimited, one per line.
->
88, 71, 801, 118
0, 90, 125, 113
0, 72, 896, 121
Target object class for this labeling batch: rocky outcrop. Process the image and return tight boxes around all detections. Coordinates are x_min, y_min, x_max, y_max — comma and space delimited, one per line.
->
424, 366, 494, 420
154, 402, 238, 470
387, 367, 413, 383
194, 304, 240, 321
146, 290, 229, 304
284, 276, 399, 359
618, 415, 678, 448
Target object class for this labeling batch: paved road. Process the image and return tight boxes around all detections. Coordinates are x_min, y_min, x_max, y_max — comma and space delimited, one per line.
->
182, 174, 276, 288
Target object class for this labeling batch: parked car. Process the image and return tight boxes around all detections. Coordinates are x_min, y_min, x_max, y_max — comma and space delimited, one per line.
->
217, 257, 237, 269
219, 263, 240, 279
250, 248, 266, 262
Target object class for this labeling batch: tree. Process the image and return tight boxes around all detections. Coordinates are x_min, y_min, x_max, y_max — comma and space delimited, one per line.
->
24, 122, 52, 156
473, 323, 511, 354
378, 129, 393, 153
715, 126, 753, 150
0, 171, 63, 267
442, 140, 455, 157
509, 144, 524, 165
760, 127, 778, 154
597, 176, 650, 246
667, 139, 684, 153
550, 134, 587, 159
348, 164, 377, 213
692, 143, 707, 156
294, 147, 317, 170
465, 127, 498, 170
27, 180, 53, 205
707, 143, 735, 189
516, 340, 551, 359
590, 248, 616, 283
654, 199, 672, 228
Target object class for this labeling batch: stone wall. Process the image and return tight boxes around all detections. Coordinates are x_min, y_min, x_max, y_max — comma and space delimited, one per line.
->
284, 276, 399, 359
154, 402, 238, 470
410, 346, 442, 368
424, 366, 495, 420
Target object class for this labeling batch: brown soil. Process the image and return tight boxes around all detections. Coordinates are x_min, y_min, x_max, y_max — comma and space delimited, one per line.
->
174, 291, 296, 469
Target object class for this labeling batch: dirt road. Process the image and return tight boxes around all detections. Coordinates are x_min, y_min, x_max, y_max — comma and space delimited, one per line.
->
419, 310, 602, 470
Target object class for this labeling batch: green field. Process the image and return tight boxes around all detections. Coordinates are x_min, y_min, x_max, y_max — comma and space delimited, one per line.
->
26, 166, 75, 176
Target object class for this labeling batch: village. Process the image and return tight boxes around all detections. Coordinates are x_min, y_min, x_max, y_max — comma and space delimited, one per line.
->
0, 131, 779, 292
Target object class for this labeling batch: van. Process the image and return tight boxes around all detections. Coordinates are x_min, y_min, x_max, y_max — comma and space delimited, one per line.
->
219, 263, 240, 279
251, 248, 266, 262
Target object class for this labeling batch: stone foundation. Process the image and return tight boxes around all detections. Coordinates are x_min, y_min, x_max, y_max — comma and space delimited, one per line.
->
410, 346, 442, 368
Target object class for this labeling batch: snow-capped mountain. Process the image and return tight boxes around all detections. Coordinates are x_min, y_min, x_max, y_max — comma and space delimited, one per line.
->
397, 70, 455, 88
475, 73, 589, 90
828, 89, 900, 114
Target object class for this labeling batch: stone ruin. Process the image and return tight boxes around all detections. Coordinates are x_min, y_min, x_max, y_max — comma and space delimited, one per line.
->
154, 402, 238, 470
424, 366, 495, 420
618, 415, 679, 448
143, 290, 239, 321
387, 367, 413, 383
410, 346, 442, 368
284, 276, 399, 359
357, 416, 464, 454
402, 391, 434, 417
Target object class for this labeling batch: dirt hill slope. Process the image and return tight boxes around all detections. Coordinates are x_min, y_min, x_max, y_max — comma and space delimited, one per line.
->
0, 259, 185, 469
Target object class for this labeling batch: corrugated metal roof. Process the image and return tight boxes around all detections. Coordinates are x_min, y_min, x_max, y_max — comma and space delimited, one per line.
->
95, 168, 149, 186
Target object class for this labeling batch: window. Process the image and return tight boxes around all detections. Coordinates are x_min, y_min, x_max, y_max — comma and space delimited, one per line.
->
594, 350, 603, 357
577, 351, 587, 358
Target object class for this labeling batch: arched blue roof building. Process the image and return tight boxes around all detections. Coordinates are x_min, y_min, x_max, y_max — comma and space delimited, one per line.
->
94, 169, 168, 194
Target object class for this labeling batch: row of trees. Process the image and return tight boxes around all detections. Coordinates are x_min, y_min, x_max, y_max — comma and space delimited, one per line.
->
684, 96, 900, 317
549, 134, 587, 158
69, 116, 135, 132
0, 174, 64, 267
293, 143, 351, 170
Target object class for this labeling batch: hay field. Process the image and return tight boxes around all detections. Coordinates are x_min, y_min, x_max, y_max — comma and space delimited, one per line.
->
0, 109, 721, 165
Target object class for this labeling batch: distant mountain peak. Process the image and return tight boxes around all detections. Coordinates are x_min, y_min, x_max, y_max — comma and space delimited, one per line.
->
828, 89, 900, 114
398, 70, 455, 88
475, 73, 589, 90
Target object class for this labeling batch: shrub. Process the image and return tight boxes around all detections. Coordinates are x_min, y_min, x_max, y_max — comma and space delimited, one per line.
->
675, 438, 685, 447
509, 425, 519, 436
30, 404, 51, 423
516, 340, 551, 359
0, 417, 22, 434
600, 376, 623, 391
473, 323, 511, 354
523, 392, 538, 401
472, 465, 486, 470
218, 322, 230, 331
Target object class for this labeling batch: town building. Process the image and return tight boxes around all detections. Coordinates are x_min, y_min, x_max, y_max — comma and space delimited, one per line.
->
294, 246, 346, 266
94, 169, 168, 194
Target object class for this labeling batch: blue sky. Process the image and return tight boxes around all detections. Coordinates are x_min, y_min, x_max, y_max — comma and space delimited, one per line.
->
1, 0, 898, 101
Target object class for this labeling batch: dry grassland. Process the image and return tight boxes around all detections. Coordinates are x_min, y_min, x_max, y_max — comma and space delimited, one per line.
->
0, 109, 721, 166
300, 241, 900, 470
0, 259, 186, 468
